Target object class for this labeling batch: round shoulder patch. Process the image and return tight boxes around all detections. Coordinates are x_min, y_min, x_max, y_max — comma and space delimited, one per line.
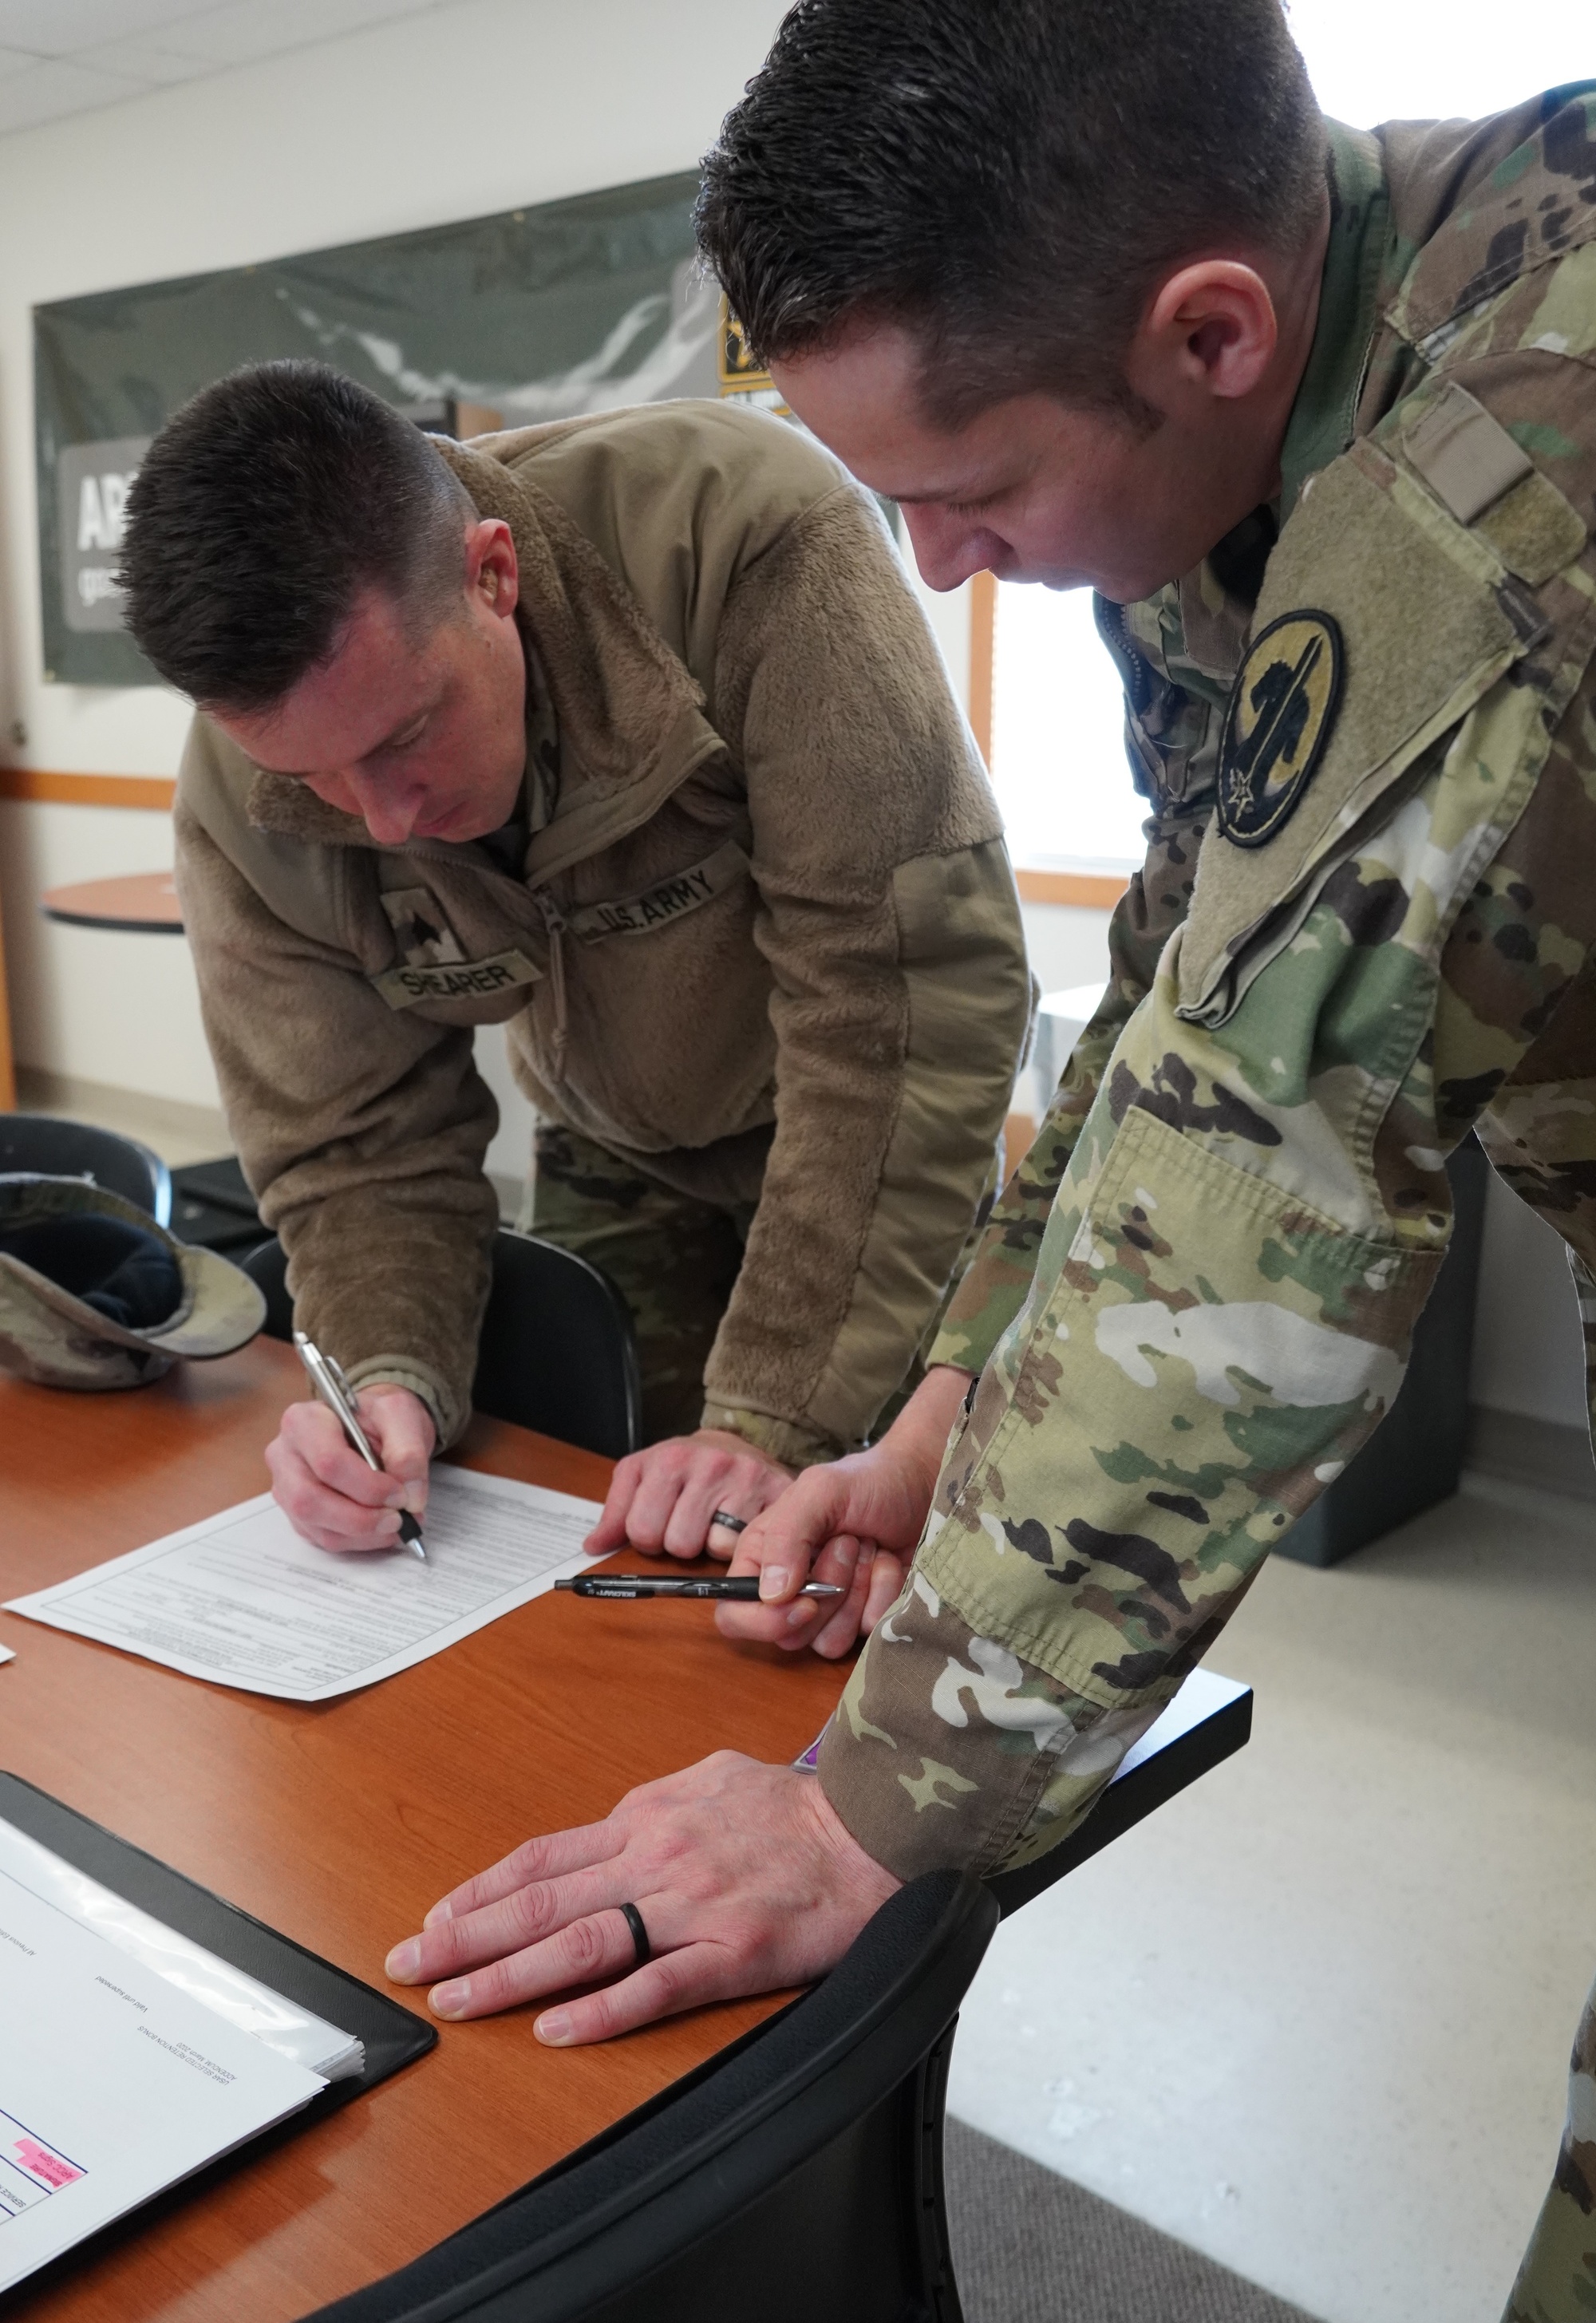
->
1216, 610, 1344, 848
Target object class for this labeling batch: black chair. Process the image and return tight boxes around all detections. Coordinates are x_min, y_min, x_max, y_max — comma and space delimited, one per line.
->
244, 1229, 642, 1461
307, 1871, 996, 2323
300, 1674, 1250, 2323
169, 1156, 267, 1254
0, 1111, 171, 1225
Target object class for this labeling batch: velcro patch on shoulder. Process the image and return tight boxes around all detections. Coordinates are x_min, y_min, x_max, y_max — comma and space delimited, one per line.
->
1401, 381, 1531, 524
1176, 444, 1527, 1025
1400, 379, 1588, 586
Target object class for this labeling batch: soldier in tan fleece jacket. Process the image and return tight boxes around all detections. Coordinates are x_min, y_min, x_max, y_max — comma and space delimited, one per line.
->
120, 362, 1031, 1628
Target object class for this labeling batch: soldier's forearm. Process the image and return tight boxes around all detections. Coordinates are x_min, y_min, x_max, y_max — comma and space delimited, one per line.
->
881, 1364, 974, 1499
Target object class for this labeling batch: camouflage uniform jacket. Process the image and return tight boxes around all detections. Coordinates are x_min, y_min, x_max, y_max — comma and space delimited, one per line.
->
818, 93, 1596, 1879
176, 402, 1031, 1460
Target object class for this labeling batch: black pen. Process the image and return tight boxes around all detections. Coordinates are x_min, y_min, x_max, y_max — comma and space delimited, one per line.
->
555, 1575, 843, 1600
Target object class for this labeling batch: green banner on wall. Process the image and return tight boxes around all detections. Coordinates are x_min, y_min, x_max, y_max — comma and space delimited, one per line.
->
34, 170, 713, 688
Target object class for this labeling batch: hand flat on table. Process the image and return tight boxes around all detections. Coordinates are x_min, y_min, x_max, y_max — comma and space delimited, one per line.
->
384, 1752, 899, 2044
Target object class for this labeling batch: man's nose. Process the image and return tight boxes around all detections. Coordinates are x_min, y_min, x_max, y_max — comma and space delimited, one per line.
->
901, 507, 1008, 593
346, 771, 422, 844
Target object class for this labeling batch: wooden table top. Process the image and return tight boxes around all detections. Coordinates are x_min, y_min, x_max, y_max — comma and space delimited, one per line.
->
0, 1337, 849, 2321
40, 874, 184, 934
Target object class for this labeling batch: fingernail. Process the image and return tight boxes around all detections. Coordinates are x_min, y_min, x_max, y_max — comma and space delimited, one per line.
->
859, 1543, 877, 1569
385, 1938, 421, 1981
535, 2010, 573, 2045
759, 1566, 789, 1601
422, 1900, 452, 1930
384, 1488, 407, 1509
430, 1981, 470, 2021
376, 1510, 401, 1537
787, 1601, 815, 1629
832, 1539, 859, 1571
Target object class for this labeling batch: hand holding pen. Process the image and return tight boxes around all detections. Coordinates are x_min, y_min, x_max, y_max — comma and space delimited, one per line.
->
273, 1333, 432, 1559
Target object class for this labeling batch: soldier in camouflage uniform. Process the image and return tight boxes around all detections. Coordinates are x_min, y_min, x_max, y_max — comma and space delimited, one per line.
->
752, 65, 1596, 2323
383, 11, 1595, 2312
809, 90, 1596, 1878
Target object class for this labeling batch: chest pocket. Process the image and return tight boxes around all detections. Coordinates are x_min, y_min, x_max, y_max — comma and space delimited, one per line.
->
1175, 413, 1572, 1029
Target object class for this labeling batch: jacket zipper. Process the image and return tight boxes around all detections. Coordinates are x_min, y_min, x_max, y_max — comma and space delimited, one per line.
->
534, 890, 571, 1076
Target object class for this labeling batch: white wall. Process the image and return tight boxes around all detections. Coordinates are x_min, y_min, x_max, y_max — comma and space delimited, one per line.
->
0, 0, 793, 1116
1471, 1173, 1589, 1431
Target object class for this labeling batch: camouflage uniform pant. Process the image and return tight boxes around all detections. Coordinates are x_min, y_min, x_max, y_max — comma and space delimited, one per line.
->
1504, 1972, 1596, 2323
526, 1122, 998, 1451
526, 1124, 753, 1444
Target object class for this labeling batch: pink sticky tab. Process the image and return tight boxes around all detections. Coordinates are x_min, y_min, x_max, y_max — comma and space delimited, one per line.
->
14, 2139, 82, 2189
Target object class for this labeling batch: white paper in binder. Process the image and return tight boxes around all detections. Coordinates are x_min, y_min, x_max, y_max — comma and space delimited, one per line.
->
0, 1816, 362, 2081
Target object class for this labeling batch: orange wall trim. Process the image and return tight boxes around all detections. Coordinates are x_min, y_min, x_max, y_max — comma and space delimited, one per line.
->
1016, 867, 1129, 911
0, 770, 1129, 917
0, 768, 176, 811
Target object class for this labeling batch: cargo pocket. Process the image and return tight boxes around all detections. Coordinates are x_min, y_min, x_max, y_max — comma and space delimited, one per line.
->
920, 1103, 1444, 1697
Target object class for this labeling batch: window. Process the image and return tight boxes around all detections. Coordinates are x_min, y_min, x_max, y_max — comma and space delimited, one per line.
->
984, 0, 1593, 872
990, 580, 1144, 873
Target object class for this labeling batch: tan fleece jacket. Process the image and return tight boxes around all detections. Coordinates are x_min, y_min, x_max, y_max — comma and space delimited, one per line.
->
174, 400, 1031, 1457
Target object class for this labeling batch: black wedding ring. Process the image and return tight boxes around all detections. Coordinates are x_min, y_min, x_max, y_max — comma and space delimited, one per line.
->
618, 1901, 652, 1968
709, 1508, 748, 1535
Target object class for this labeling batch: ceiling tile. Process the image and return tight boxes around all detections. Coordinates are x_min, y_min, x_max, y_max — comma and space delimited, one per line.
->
77, 34, 213, 85
0, 54, 147, 133
0, 4, 215, 59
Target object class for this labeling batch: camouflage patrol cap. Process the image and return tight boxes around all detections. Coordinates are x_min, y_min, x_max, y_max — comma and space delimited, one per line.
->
0, 1174, 266, 1391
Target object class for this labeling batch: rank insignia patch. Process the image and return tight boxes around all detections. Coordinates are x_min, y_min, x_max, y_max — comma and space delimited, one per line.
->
1216, 610, 1344, 847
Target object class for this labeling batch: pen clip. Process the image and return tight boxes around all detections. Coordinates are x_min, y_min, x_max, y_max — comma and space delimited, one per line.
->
319, 1346, 359, 1411
294, 1331, 377, 1467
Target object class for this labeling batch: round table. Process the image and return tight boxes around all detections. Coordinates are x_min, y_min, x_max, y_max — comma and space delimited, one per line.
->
41, 871, 184, 934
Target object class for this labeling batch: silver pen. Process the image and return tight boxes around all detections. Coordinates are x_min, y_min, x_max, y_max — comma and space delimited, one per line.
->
293, 1330, 428, 1561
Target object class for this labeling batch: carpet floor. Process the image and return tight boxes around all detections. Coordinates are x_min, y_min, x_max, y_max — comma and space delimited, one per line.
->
944, 2119, 1321, 2323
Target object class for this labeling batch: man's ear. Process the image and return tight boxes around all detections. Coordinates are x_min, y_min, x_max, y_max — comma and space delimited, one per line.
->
1130, 259, 1281, 406
464, 518, 519, 616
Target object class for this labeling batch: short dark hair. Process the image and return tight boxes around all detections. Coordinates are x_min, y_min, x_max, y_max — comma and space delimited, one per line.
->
120, 360, 472, 709
697, 0, 1326, 425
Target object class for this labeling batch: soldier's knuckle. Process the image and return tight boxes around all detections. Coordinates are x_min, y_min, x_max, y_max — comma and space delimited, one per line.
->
506, 1884, 559, 1944
562, 1914, 610, 1973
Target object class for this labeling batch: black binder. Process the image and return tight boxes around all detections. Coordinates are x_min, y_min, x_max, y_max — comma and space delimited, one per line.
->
0, 1768, 435, 2164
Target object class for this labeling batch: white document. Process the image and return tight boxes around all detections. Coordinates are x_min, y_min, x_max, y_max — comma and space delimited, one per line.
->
0, 1867, 325, 2292
5, 1464, 602, 1702
0, 1645, 12, 1666
0, 1819, 361, 2081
